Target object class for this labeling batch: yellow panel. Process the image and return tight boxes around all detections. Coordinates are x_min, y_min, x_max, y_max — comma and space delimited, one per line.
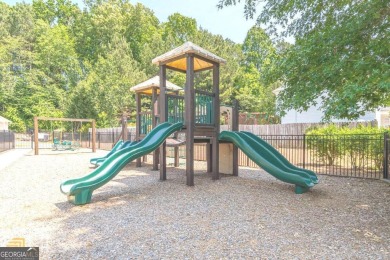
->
137, 89, 181, 95
167, 57, 213, 72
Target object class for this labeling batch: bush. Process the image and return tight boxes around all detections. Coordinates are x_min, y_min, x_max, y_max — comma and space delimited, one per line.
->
306, 125, 388, 169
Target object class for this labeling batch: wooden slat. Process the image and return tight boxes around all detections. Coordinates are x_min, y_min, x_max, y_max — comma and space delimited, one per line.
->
35, 117, 94, 122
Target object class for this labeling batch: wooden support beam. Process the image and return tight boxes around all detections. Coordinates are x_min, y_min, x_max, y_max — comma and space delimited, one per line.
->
91, 120, 96, 153
135, 93, 142, 167
35, 117, 94, 123
212, 64, 220, 180
152, 87, 159, 170
206, 143, 212, 173
121, 113, 128, 141
34, 116, 39, 155
185, 54, 195, 186
159, 65, 167, 180
232, 100, 239, 176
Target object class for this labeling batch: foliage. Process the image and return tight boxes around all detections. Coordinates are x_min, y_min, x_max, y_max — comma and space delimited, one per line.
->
234, 65, 275, 113
242, 25, 276, 75
306, 125, 388, 169
0, 0, 280, 132
218, 0, 390, 121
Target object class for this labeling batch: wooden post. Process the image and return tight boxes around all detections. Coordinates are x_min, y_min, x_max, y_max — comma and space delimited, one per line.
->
185, 54, 195, 186
121, 113, 128, 141
206, 143, 212, 172
91, 120, 96, 153
173, 133, 179, 167
135, 93, 142, 167
212, 64, 220, 180
232, 100, 239, 176
159, 65, 167, 180
34, 116, 39, 155
152, 87, 159, 170
384, 132, 389, 179
174, 146, 179, 167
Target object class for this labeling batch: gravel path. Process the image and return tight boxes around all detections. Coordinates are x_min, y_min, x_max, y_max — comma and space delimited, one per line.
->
0, 150, 389, 259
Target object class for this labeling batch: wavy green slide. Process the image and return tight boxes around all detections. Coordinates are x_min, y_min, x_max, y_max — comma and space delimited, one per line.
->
92, 141, 138, 166
89, 140, 124, 165
61, 122, 183, 205
241, 131, 318, 184
219, 131, 318, 194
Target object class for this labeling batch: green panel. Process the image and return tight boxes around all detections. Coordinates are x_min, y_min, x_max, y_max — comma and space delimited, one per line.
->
140, 113, 153, 135
167, 95, 184, 124
195, 93, 214, 125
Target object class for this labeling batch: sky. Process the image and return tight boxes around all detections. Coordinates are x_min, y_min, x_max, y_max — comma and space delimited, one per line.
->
3, 0, 258, 43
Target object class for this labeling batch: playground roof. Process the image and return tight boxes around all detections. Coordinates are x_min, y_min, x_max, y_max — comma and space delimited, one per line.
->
130, 76, 182, 94
152, 42, 226, 72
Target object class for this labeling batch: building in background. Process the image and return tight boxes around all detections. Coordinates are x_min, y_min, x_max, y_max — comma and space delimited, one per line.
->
0, 116, 11, 130
272, 87, 388, 126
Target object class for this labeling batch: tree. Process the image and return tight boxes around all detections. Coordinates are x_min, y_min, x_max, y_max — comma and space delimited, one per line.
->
124, 3, 163, 76
242, 25, 276, 74
234, 65, 276, 114
191, 28, 243, 104
68, 36, 146, 126
162, 13, 197, 46
35, 21, 81, 92
218, 0, 390, 120
32, 0, 81, 27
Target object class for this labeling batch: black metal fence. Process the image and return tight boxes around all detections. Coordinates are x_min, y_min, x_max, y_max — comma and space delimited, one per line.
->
83, 132, 136, 150
0, 130, 15, 152
10, 127, 390, 180
185, 133, 389, 179
259, 134, 386, 179
384, 133, 389, 179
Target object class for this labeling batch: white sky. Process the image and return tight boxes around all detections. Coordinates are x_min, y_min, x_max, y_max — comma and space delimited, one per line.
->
4, 0, 258, 43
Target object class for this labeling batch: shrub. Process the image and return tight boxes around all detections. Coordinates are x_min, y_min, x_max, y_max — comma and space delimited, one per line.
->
306, 125, 388, 169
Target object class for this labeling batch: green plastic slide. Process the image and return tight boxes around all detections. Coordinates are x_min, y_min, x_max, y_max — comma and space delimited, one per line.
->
241, 131, 318, 184
219, 131, 317, 194
61, 122, 183, 205
89, 140, 124, 165
93, 141, 138, 166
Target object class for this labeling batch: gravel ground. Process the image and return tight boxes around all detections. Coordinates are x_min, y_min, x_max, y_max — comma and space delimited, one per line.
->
0, 149, 389, 259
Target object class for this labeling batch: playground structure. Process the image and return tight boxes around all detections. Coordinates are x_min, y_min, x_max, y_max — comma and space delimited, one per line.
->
33, 116, 96, 155
151, 42, 226, 185
61, 42, 318, 205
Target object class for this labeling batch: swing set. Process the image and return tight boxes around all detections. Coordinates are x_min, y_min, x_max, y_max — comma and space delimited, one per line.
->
33, 116, 96, 155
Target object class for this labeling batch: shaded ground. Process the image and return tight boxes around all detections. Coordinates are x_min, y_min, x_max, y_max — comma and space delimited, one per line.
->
0, 150, 389, 259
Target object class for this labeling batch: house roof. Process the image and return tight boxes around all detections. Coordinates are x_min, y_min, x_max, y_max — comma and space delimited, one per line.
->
152, 41, 226, 72
0, 116, 11, 123
272, 87, 284, 96
130, 76, 182, 95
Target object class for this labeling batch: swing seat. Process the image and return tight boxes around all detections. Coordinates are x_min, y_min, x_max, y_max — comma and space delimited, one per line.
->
52, 138, 61, 150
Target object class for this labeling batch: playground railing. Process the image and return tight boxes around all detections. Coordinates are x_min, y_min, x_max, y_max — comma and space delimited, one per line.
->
140, 112, 153, 135
165, 91, 215, 126
195, 90, 214, 125
166, 94, 184, 124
